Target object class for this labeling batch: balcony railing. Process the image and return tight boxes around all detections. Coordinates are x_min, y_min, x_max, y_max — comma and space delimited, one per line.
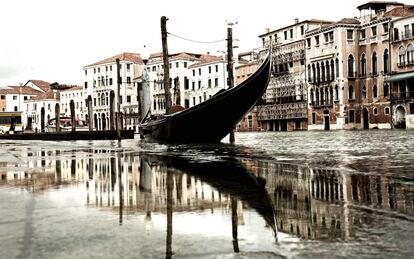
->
391, 91, 414, 101
348, 72, 357, 79
392, 29, 414, 42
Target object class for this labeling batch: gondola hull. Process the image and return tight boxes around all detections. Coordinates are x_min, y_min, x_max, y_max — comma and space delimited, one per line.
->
140, 54, 271, 143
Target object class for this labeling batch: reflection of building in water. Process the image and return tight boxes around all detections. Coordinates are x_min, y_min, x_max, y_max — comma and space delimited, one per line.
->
242, 159, 414, 240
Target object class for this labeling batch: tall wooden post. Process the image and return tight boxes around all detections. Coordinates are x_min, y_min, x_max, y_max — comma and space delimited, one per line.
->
161, 16, 172, 113
70, 100, 76, 132
227, 26, 235, 143
116, 58, 122, 140
40, 107, 45, 132
110, 90, 115, 131
166, 169, 173, 258
55, 103, 60, 132
87, 96, 93, 131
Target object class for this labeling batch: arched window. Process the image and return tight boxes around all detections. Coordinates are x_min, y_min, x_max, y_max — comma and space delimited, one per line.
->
348, 55, 354, 77
326, 61, 330, 81
399, 46, 406, 66
329, 86, 333, 104
335, 85, 339, 101
310, 89, 314, 104
316, 89, 320, 105
316, 63, 321, 83
312, 64, 316, 83
362, 85, 367, 99
331, 60, 335, 80
407, 44, 414, 65
321, 62, 325, 82
360, 54, 366, 77
308, 65, 312, 82
101, 94, 105, 106
373, 85, 378, 98
383, 49, 389, 74
349, 85, 354, 100
320, 87, 324, 104
372, 51, 377, 76
335, 58, 339, 78
384, 83, 389, 97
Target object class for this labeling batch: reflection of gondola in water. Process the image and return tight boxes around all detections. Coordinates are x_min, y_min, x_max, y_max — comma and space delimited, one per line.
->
143, 154, 278, 256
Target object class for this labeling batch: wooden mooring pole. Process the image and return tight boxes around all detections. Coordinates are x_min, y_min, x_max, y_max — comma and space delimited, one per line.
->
227, 25, 235, 143
161, 16, 172, 113
116, 58, 122, 140
55, 103, 60, 132
87, 96, 93, 131
70, 100, 76, 132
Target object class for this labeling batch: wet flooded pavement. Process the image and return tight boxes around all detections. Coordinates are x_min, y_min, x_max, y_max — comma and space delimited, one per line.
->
0, 130, 413, 258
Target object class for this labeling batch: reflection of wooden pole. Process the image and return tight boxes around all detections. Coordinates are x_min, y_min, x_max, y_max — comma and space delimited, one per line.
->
87, 96, 93, 131
227, 26, 235, 144
55, 103, 60, 132
118, 153, 123, 225
231, 197, 239, 253
161, 16, 172, 113
116, 58, 122, 140
166, 170, 173, 259
70, 100, 76, 132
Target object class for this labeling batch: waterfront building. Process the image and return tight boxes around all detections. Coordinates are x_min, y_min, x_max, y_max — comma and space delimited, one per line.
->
60, 86, 86, 120
306, 1, 414, 130
83, 53, 144, 131
257, 19, 332, 131
388, 12, 414, 128
25, 88, 60, 131
146, 52, 228, 115
236, 51, 262, 132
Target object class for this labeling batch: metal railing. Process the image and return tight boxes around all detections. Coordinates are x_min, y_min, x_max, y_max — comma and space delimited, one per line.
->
390, 91, 414, 101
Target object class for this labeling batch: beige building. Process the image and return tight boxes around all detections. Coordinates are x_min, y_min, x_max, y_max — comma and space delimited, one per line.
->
388, 12, 414, 128
257, 19, 332, 131
307, 1, 414, 130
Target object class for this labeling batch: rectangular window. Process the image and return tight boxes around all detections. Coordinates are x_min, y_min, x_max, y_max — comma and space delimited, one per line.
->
198, 68, 201, 76
192, 70, 195, 76
152, 66, 156, 72
13, 96, 17, 100
198, 80, 201, 89
371, 26, 377, 37
208, 79, 212, 88
300, 25, 304, 35
360, 29, 366, 39
109, 78, 113, 85
284, 31, 287, 40
24, 96, 28, 100
349, 110, 355, 123
1, 95, 5, 100
215, 78, 218, 87
126, 96, 131, 103
215, 65, 218, 72
315, 35, 320, 46
193, 97, 196, 106
176, 62, 179, 68
208, 66, 211, 74
347, 30, 353, 40
84, 81, 88, 88
127, 77, 131, 84
324, 33, 329, 43
306, 38, 311, 48
383, 23, 389, 33
290, 29, 293, 38
85, 70, 87, 76
98, 67, 100, 73
184, 62, 187, 68
105, 66, 108, 72
192, 82, 195, 90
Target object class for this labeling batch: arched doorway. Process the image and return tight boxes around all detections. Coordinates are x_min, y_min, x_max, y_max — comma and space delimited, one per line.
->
323, 110, 330, 130
94, 114, 98, 131
395, 106, 406, 129
362, 108, 369, 129
101, 113, 107, 130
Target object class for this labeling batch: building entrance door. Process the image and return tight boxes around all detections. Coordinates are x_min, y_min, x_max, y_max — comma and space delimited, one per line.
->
324, 110, 330, 130
363, 108, 369, 129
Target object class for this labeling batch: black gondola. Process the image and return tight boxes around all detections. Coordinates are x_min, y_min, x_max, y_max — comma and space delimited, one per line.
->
140, 53, 271, 143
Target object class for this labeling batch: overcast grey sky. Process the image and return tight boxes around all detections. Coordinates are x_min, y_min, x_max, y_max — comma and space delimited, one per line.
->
0, 0, 367, 86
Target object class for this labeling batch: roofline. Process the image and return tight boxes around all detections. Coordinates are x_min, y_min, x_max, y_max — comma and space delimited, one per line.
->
258, 20, 333, 38
357, 1, 404, 11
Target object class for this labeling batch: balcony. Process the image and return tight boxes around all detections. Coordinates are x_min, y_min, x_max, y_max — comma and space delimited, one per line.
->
391, 91, 414, 101
392, 29, 414, 42
348, 72, 357, 79
310, 100, 334, 108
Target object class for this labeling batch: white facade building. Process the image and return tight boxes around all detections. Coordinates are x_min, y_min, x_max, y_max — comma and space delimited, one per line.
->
25, 89, 60, 131
60, 86, 86, 120
83, 53, 144, 131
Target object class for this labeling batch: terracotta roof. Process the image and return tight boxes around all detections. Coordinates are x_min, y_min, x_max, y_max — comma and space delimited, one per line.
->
0, 86, 42, 95
258, 19, 333, 37
60, 86, 83, 92
357, 1, 403, 11
337, 18, 361, 25
384, 6, 414, 17
24, 80, 51, 92
85, 52, 144, 67
29, 89, 60, 101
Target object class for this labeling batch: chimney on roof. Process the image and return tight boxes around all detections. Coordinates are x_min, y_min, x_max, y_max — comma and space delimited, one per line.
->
266, 28, 270, 33
294, 18, 299, 24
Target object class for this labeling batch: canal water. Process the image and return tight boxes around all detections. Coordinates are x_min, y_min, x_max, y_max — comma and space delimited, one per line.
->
0, 130, 413, 258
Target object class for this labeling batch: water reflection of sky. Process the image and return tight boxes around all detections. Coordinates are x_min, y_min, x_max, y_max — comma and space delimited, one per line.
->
0, 130, 414, 258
